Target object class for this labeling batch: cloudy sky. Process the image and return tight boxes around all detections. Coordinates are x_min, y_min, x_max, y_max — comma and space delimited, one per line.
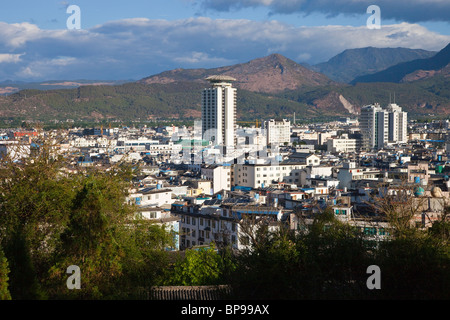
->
0, 0, 449, 82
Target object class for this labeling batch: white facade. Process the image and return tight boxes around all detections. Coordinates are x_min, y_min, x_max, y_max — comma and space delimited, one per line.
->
0, 141, 30, 160
337, 162, 383, 189
116, 137, 159, 152
362, 106, 389, 151
201, 164, 232, 194
264, 119, 291, 145
173, 203, 282, 250
327, 136, 357, 153
202, 76, 237, 148
234, 162, 307, 188
129, 187, 174, 207
147, 142, 182, 156
387, 103, 408, 144
71, 137, 97, 148
360, 103, 408, 150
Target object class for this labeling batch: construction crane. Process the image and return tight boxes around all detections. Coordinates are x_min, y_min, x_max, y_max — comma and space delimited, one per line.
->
100, 123, 112, 136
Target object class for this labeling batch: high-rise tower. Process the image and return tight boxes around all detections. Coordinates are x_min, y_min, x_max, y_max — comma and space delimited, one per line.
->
387, 103, 407, 144
360, 103, 388, 150
201, 75, 237, 148
360, 102, 408, 150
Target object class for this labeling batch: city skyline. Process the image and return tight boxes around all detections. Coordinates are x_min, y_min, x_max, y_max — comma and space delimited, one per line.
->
0, 1, 449, 305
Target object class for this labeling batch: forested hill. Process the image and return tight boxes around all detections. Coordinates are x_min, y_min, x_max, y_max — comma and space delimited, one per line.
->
0, 52, 449, 123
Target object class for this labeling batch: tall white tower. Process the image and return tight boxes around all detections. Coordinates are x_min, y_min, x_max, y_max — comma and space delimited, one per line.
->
387, 103, 407, 144
201, 75, 237, 149
360, 103, 388, 150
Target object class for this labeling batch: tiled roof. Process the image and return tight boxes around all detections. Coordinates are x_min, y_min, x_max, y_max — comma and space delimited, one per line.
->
150, 285, 232, 300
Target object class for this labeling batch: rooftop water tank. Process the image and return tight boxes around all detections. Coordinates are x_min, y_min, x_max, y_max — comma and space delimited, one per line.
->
414, 186, 425, 197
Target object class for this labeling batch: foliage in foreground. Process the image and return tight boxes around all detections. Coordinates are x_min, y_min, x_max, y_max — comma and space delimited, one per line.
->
0, 143, 175, 299
0, 142, 448, 300
226, 208, 450, 300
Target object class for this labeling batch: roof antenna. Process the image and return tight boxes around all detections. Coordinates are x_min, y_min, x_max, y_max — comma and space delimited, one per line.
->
389, 92, 391, 104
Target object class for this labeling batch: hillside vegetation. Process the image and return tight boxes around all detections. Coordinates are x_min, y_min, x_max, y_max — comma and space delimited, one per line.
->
1, 49, 449, 123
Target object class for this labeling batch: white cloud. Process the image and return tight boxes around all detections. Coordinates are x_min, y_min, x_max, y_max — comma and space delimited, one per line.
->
0, 22, 42, 49
174, 51, 233, 65
197, 0, 450, 22
0, 18, 448, 81
0, 53, 24, 63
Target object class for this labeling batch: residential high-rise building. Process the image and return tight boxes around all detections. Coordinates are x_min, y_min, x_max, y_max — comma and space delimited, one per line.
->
359, 103, 408, 150
387, 103, 407, 144
201, 75, 237, 149
263, 118, 291, 146
360, 103, 388, 150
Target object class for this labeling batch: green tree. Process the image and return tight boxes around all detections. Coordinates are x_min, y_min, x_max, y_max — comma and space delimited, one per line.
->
0, 138, 175, 299
0, 248, 11, 300
118, 220, 176, 297
229, 208, 375, 299
374, 236, 450, 299
168, 244, 227, 286
46, 168, 134, 299
0, 142, 76, 299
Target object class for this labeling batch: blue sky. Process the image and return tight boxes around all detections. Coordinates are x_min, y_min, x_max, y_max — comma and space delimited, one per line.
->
0, 0, 449, 81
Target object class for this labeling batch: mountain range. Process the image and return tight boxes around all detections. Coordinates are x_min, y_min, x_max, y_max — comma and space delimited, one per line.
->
0, 43, 449, 124
140, 53, 334, 93
351, 43, 450, 84
311, 47, 437, 83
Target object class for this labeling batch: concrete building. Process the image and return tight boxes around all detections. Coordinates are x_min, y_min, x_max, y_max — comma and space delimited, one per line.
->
360, 103, 408, 150
337, 162, 384, 189
129, 186, 174, 207
116, 137, 159, 152
263, 118, 291, 146
287, 153, 321, 166
327, 134, 357, 153
172, 201, 283, 250
0, 141, 31, 160
201, 164, 232, 194
360, 103, 388, 150
407, 162, 429, 186
387, 103, 408, 144
201, 75, 237, 150
234, 161, 307, 188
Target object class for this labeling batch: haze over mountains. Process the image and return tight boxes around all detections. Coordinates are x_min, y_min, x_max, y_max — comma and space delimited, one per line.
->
311, 47, 437, 83
351, 43, 450, 84
0, 43, 449, 123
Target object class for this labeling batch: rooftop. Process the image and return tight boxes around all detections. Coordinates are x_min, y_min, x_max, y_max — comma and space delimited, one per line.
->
205, 75, 236, 82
